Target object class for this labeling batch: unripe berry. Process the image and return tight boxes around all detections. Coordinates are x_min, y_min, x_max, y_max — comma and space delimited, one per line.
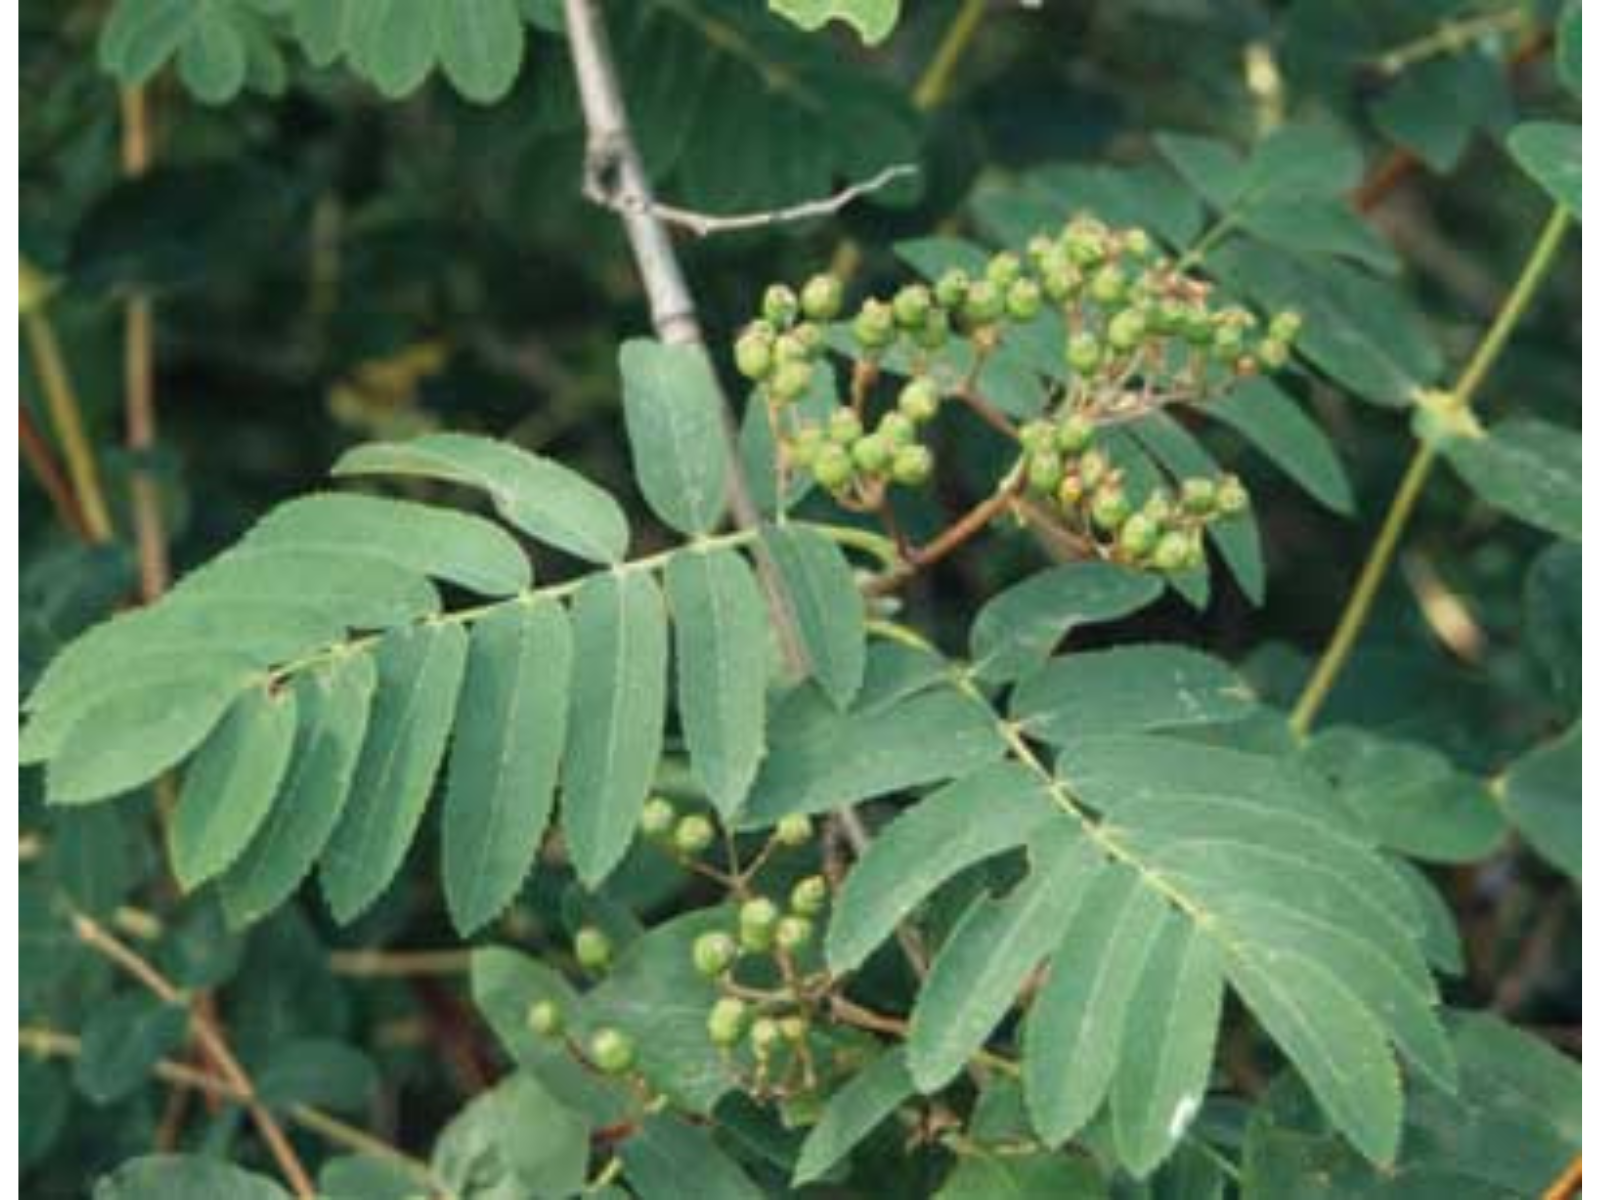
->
934, 269, 970, 309
790, 875, 829, 916
828, 408, 864, 445
739, 898, 781, 952
1151, 530, 1195, 573
775, 814, 814, 847
1212, 324, 1244, 361
812, 443, 854, 492
852, 433, 892, 475
749, 1017, 782, 1058
1056, 473, 1086, 509
734, 330, 774, 380
1268, 309, 1303, 343
1066, 332, 1101, 374
590, 1027, 635, 1074
1005, 278, 1044, 321
1122, 228, 1153, 259
1041, 254, 1079, 302
1118, 513, 1160, 558
787, 426, 824, 469
913, 308, 952, 349
1180, 478, 1218, 515
674, 814, 716, 856
774, 332, 811, 364
852, 300, 896, 349
639, 795, 677, 839
801, 274, 844, 321
1257, 338, 1290, 370
692, 931, 738, 977
892, 284, 933, 330
574, 927, 612, 972
776, 915, 814, 952
707, 997, 747, 1046
1090, 485, 1131, 532
1055, 413, 1095, 454
1064, 217, 1108, 266
1026, 448, 1064, 495
890, 444, 934, 487
1216, 475, 1250, 515
769, 360, 813, 404
1107, 308, 1147, 351
779, 1015, 809, 1043
526, 999, 563, 1037
1142, 489, 1175, 525
1078, 449, 1110, 491
1089, 265, 1126, 306
898, 378, 940, 423
878, 411, 917, 448
1019, 420, 1055, 454
763, 284, 799, 328
986, 252, 1023, 287
961, 279, 1005, 325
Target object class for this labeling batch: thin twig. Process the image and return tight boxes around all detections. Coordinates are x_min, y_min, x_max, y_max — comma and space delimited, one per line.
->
22, 310, 115, 542
19, 407, 91, 539
597, 165, 918, 239
327, 948, 475, 978
1542, 1154, 1581, 1200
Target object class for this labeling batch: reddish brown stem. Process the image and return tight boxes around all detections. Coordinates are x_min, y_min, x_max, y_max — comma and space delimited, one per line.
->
19, 408, 91, 540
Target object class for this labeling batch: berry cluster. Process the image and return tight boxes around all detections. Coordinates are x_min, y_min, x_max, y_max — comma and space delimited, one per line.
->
732, 215, 1304, 574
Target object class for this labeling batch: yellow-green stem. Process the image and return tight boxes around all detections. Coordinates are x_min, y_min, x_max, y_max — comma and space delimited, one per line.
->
23, 312, 115, 542
914, 0, 989, 110
1289, 205, 1571, 736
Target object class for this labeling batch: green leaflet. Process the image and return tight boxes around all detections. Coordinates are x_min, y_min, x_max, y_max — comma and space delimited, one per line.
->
431, 1071, 591, 1199
826, 762, 1058, 974
169, 684, 299, 891
908, 825, 1101, 1092
436, 0, 526, 105
346, 0, 437, 96
171, 545, 441, 630
620, 339, 730, 536
320, 622, 469, 922
74, 993, 190, 1104
561, 571, 670, 887
1508, 122, 1581, 214
1433, 416, 1581, 541
969, 562, 1163, 683
793, 1049, 915, 1185
935, 1153, 1108, 1199
244, 493, 531, 596
254, 1039, 378, 1114
769, 0, 901, 46
1010, 644, 1256, 744
334, 432, 631, 564
1205, 379, 1354, 515
763, 523, 866, 709
45, 666, 249, 806
92, 1154, 291, 1200
1501, 725, 1580, 882
1023, 864, 1169, 1146
741, 688, 1007, 826
665, 549, 768, 817
620, 1115, 764, 1200
1111, 921, 1225, 1177
219, 655, 376, 927
442, 598, 573, 936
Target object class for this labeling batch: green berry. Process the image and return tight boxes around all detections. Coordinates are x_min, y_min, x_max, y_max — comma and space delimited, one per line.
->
892, 284, 933, 329
790, 875, 828, 917
1257, 338, 1290, 369
898, 378, 940, 423
1151, 531, 1194, 573
1268, 309, 1302, 343
1078, 449, 1109, 491
1180, 478, 1218, 515
828, 408, 864, 445
674, 814, 716, 856
774, 332, 811, 364
891, 444, 934, 487
1041, 253, 1079, 303
1142, 489, 1175, 525
639, 795, 676, 839
1212, 324, 1244, 361
776, 915, 814, 952
574, 927, 612, 972
762, 284, 799, 328
1089, 265, 1126, 306
769, 360, 813, 404
934, 269, 970, 309
1055, 413, 1095, 454
692, 931, 738, 977
913, 308, 951, 350
739, 898, 781, 952
787, 426, 824, 468
1107, 308, 1147, 351
1006, 278, 1044, 321
1056, 473, 1086, 509
879, 411, 917, 448
1122, 228, 1153, 259
1020, 420, 1055, 454
1216, 475, 1250, 515
734, 330, 774, 380
961, 279, 1005, 325
775, 814, 814, 847
526, 999, 563, 1037
812, 443, 854, 492
852, 300, 896, 349
801, 274, 844, 321
749, 1017, 782, 1058
707, 997, 747, 1047
1090, 485, 1131, 532
590, 1027, 635, 1075
1118, 513, 1160, 558
986, 252, 1023, 288
780, 1016, 808, 1043
1066, 332, 1101, 374
1026, 448, 1064, 495
852, 433, 892, 475
1064, 217, 1108, 266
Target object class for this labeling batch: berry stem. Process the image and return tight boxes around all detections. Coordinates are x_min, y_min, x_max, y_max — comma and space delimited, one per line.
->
1289, 204, 1571, 737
